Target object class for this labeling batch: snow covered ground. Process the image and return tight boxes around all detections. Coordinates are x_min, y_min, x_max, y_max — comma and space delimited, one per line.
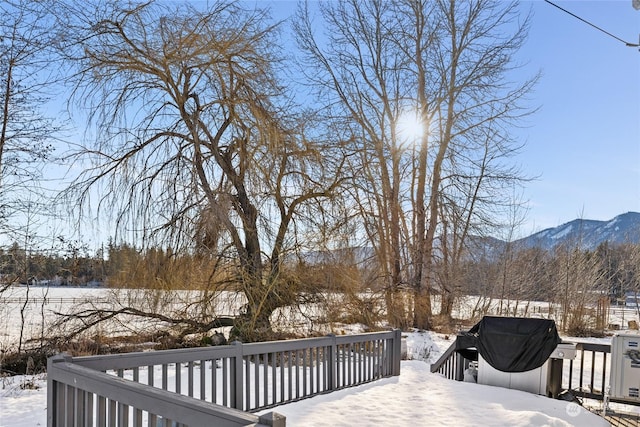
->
0, 330, 610, 426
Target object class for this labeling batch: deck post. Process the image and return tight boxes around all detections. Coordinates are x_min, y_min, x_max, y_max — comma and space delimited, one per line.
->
392, 329, 402, 376
259, 411, 286, 427
327, 334, 337, 391
232, 341, 244, 410
47, 353, 72, 427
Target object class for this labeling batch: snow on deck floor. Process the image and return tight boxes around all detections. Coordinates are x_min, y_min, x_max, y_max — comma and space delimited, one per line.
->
260, 361, 608, 427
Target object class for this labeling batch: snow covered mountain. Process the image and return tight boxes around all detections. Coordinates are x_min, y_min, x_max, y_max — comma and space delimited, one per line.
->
514, 212, 640, 251
295, 213, 639, 265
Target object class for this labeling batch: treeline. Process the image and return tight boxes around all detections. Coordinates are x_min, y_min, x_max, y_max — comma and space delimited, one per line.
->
4, 240, 638, 306
6, 242, 640, 304
0, 242, 224, 289
438, 240, 640, 335
459, 242, 640, 304
0, 242, 105, 286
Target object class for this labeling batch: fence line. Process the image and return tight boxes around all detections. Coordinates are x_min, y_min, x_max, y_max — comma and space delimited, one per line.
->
0, 297, 109, 305
48, 329, 402, 426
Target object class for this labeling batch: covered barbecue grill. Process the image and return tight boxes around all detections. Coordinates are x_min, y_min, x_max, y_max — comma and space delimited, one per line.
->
455, 316, 576, 397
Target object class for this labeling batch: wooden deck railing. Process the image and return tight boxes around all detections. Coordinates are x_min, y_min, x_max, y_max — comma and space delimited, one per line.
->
566, 342, 611, 401
47, 329, 402, 426
430, 340, 467, 381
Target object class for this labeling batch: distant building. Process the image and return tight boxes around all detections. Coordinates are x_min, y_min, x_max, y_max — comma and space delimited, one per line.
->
625, 291, 640, 307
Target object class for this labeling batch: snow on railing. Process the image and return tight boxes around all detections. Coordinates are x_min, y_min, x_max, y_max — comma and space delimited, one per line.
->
47, 329, 402, 426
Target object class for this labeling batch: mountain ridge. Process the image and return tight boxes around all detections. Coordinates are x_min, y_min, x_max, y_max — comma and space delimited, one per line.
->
513, 211, 640, 250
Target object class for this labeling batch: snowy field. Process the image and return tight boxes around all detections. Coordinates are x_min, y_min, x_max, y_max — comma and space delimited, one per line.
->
1, 285, 636, 426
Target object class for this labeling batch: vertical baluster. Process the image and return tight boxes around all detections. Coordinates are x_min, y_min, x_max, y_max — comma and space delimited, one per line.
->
288, 350, 293, 400
85, 392, 94, 427
347, 343, 352, 386
579, 347, 585, 391
75, 387, 84, 427
175, 362, 181, 395
187, 361, 194, 397
325, 345, 330, 390
356, 341, 363, 384
359, 343, 363, 384
369, 340, 375, 381
200, 359, 206, 400
161, 364, 168, 391
303, 349, 308, 396
364, 341, 369, 381
245, 355, 251, 410
108, 396, 116, 427
222, 358, 228, 407
212, 359, 218, 405
118, 402, 128, 427
590, 350, 596, 393
97, 395, 106, 427
280, 351, 285, 403
296, 350, 301, 399
147, 365, 154, 388
310, 348, 315, 394
263, 353, 269, 407
371, 341, 375, 379
254, 354, 260, 409
336, 345, 342, 388
319, 347, 325, 391
601, 352, 607, 398
378, 339, 383, 378
271, 352, 277, 406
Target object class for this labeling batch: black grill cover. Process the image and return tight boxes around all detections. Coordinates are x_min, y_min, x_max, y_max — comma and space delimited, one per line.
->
456, 316, 561, 373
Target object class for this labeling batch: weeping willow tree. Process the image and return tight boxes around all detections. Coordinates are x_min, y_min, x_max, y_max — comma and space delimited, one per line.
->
58, 0, 345, 341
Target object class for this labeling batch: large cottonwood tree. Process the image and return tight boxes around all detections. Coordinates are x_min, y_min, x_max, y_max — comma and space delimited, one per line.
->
295, 0, 536, 328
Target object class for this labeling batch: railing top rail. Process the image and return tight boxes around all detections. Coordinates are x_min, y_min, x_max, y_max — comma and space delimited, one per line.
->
241, 336, 334, 355
48, 355, 261, 427
72, 344, 240, 371
574, 342, 611, 353
72, 330, 399, 370
241, 330, 396, 355
335, 330, 396, 344
430, 341, 458, 373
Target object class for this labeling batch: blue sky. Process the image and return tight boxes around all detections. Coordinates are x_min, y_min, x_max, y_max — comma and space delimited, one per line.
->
513, 0, 640, 234
268, 0, 639, 236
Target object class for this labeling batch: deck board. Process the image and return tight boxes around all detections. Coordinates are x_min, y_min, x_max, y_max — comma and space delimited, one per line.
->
603, 410, 640, 427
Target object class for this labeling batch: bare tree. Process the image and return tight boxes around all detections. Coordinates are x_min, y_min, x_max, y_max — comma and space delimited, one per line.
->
295, 0, 537, 329
58, 1, 343, 341
0, 1, 62, 218
551, 243, 607, 335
